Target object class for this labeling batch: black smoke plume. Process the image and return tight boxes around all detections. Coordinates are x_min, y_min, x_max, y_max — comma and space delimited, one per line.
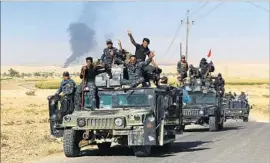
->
63, 2, 116, 67
63, 23, 96, 68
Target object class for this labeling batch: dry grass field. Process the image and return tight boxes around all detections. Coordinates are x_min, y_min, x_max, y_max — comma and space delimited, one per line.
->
1, 64, 269, 163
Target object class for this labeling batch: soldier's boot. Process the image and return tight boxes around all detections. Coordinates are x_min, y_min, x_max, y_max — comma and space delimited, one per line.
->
131, 78, 145, 88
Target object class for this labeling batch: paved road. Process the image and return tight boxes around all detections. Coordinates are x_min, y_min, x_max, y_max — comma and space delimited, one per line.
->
36, 121, 270, 163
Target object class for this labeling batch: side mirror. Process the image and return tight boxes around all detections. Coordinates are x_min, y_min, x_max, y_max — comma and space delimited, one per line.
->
250, 105, 253, 110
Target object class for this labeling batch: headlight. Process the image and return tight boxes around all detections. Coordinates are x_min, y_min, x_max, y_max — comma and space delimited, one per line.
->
77, 118, 86, 127
239, 110, 242, 113
199, 110, 204, 115
114, 118, 123, 127
64, 115, 71, 122
147, 116, 155, 122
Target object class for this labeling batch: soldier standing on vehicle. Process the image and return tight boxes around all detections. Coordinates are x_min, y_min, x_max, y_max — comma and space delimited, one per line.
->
177, 55, 188, 84
199, 58, 210, 79
127, 30, 161, 87
101, 39, 122, 78
120, 52, 155, 88
214, 73, 225, 96
228, 91, 235, 100
55, 71, 77, 117
238, 92, 247, 101
75, 57, 104, 110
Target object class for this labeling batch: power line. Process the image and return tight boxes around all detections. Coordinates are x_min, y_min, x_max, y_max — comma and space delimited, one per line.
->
190, 1, 209, 18
246, 1, 269, 12
193, 1, 225, 23
164, 2, 211, 58
163, 11, 189, 57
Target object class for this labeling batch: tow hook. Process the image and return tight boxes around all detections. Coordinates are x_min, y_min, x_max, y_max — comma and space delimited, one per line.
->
83, 130, 90, 140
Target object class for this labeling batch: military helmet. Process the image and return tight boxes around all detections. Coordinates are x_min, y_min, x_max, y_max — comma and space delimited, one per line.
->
201, 58, 207, 62
63, 71, 70, 77
106, 39, 113, 44
218, 73, 222, 77
181, 55, 186, 59
189, 64, 194, 68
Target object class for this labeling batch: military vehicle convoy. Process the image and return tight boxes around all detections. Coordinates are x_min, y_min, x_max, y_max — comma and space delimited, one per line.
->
223, 95, 252, 122
48, 65, 184, 157
182, 78, 225, 131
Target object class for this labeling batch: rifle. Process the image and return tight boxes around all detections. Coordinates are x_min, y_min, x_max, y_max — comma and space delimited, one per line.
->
81, 68, 86, 110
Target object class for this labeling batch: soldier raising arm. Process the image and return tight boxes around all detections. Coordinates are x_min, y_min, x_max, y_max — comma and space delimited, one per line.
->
127, 30, 158, 67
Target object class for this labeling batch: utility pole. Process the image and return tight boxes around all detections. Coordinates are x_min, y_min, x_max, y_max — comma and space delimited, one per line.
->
182, 10, 194, 61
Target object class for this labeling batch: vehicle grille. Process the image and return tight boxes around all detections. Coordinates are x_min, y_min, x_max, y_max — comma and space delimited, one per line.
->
87, 118, 114, 127
183, 109, 200, 116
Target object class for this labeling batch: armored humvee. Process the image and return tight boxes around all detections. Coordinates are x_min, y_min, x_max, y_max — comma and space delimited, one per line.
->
48, 65, 184, 157
223, 96, 251, 122
182, 78, 225, 131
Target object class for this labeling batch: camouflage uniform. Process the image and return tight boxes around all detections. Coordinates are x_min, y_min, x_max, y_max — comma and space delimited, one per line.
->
214, 74, 225, 96
75, 65, 104, 110
199, 58, 210, 79
121, 58, 152, 87
55, 78, 77, 119
177, 60, 188, 80
238, 92, 247, 102
101, 47, 123, 78
189, 65, 200, 79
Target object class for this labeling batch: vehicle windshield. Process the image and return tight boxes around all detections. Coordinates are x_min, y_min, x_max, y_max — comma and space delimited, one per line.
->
190, 93, 217, 104
99, 92, 153, 109
232, 101, 243, 108
117, 94, 150, 107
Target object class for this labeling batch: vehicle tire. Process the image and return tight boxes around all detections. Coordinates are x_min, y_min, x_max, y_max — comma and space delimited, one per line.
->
50, 120, 63, 137
160, 142, 172, 152
133, 146, 151, 157
97, 142, 111, 153
243, 117, 248, 122
63, 129, 81, 157
209, 116, 218, 132
182, 125, 186, 131
218, 120, 224, 130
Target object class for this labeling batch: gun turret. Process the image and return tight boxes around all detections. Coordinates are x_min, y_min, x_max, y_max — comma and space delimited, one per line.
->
184, 78, 216, 94
95, 65, 124, 88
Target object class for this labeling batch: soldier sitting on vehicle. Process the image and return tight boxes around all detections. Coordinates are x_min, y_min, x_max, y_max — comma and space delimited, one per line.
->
120, 52, 155, 88
214, 73, 225, 97
189, 64, 200, 79
101, 39, 123, 78
75, 57, 105, 110
177, 55, 188, 85
55, 71, 77, 120
238, 92, 247, 102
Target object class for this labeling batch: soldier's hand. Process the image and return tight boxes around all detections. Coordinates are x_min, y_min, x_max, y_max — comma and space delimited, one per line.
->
127, 30, 132, 36
118, 40, 122, 45
149, 51, 155, 58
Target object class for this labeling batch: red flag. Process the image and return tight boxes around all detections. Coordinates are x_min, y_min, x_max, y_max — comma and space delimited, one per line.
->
207, 49, 211, 58
207, 49, 213, 64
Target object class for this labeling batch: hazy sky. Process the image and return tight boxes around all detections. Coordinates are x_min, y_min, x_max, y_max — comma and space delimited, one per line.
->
1, 1, 269, 66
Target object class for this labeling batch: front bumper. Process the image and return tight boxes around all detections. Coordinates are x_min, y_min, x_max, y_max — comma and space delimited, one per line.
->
183, 116, 208, 125
225, 110, 247, 119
